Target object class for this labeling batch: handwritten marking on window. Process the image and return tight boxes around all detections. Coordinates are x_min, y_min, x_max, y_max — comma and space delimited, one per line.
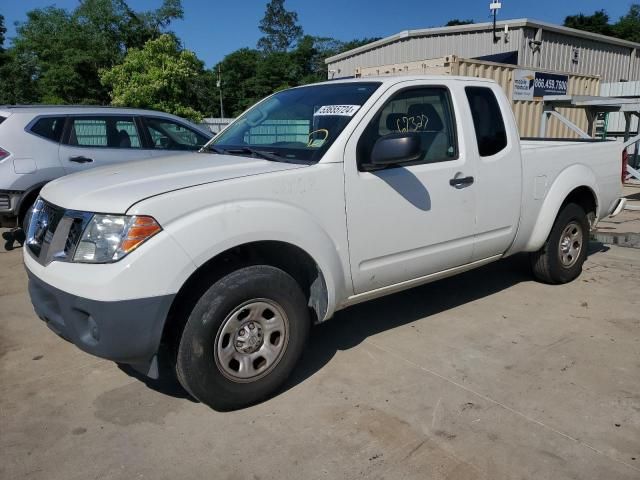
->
395, 114, 429, 132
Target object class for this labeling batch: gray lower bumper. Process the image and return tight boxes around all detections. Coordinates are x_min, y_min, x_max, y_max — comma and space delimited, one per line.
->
0, 190, 24, 227
27, 272, 175, 371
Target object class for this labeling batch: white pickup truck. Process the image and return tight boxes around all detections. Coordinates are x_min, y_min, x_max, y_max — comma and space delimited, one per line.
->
24, 77, 626, 410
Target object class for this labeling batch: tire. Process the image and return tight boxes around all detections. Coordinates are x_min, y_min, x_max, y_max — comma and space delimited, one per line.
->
176, 265, 310, 410
531, 202, 589, 284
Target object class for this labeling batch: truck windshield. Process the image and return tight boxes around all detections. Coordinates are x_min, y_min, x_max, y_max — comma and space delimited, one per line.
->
206, 82, 381, 163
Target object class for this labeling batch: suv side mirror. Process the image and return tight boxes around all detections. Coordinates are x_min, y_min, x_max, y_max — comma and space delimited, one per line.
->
368, 132, 422, 169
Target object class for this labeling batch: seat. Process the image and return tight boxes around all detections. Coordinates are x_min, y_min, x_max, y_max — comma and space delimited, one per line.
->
406, 103, 449, 161
116, 130, 131, 148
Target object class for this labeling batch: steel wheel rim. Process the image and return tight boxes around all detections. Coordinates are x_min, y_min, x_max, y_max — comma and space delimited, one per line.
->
558, 221, 583, 268
214, 299, 289, 383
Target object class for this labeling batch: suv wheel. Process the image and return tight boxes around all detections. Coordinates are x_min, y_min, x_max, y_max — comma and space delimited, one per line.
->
176, 265, 310, 410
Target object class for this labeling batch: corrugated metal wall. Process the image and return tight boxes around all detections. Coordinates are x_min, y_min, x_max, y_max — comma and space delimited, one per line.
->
201, 117, 234, 133
356, 56, 600, 138
519, 29, 636, 82
327, 22, 639, 84
600, 81, 640, 134
329, 28, 525, 79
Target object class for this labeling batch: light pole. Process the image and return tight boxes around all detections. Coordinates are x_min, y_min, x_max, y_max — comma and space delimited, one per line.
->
217, 64, 225, 119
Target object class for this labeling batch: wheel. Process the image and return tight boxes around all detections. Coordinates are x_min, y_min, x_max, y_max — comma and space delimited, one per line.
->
531, 203, 589, 284
176, 265, 310, 410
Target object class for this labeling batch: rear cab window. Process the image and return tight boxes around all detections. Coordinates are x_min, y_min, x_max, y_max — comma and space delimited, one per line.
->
465, 87, 508, 157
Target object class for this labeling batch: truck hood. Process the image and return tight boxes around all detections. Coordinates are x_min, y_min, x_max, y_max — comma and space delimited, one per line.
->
41, 153, 307, 213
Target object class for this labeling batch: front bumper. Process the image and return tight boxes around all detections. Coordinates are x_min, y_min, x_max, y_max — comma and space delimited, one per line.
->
0, 190, 23, 227
28, 271, 175, 371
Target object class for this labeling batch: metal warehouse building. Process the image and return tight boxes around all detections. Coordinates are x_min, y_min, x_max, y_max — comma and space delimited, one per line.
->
325, 19, 640, 140
325, 19, 640, 82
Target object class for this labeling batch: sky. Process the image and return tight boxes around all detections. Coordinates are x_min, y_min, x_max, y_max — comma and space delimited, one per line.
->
1, 0, 634, 67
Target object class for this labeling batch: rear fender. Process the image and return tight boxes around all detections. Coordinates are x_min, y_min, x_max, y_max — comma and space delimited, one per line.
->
524, 164, 599, 252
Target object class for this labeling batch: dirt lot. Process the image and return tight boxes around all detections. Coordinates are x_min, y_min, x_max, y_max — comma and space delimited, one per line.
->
1, 237, 639, 480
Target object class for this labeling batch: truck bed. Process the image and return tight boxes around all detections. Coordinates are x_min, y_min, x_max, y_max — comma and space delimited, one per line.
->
508, 138, 623, 254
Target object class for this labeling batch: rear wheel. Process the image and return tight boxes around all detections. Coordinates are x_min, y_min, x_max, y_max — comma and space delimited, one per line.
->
531, 203, 589, 284
176, 265, 310, 410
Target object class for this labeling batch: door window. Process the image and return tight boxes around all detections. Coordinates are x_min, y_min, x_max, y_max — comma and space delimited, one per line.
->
143, 117, 209, 151
67, 117, 141, 148
357, 87, 458, 169
465, 87, 507, 157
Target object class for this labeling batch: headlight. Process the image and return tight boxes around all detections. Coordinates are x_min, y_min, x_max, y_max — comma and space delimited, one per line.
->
73, 214, 161, 263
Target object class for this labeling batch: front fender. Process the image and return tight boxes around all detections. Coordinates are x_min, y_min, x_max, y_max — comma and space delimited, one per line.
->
523, 164, 599, 252
160, 199, 349, 320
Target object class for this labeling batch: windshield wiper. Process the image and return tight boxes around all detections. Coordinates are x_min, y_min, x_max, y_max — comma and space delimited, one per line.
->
223, 146, 286, 162
200, 145, 226, 154
203, 145, 312, 164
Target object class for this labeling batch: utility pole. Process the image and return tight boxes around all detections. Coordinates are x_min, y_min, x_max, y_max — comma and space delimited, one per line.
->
217, 64, 224, 119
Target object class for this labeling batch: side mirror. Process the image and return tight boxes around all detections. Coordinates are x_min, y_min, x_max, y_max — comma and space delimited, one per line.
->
368, 132, 422, 169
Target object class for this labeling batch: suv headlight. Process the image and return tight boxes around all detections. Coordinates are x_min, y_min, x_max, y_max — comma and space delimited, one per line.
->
73, 214, 161, 263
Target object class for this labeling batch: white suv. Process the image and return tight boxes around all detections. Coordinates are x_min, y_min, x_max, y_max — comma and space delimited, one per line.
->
0, 106, 211, 229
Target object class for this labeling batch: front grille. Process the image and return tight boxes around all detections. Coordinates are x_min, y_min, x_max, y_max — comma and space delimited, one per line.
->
26, 199, 92, 265
0, 194, 10, 210
64, 218, 84, 256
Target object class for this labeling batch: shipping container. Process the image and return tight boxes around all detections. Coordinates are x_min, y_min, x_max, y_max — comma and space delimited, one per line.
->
355, 55, 601, 138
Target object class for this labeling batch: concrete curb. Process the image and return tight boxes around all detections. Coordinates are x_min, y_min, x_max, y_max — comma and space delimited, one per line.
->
591, 231, 640, 249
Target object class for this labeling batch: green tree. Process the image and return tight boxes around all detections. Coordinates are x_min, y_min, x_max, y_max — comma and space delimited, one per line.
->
445, 19, 474, 26
213, 35, 382, 117
0, 14, 6, 55
613, 4, 640, 42
6, 0, 183, 105
213, 48, 262, 117
257, 0, 303, 53
0, 50, 40, 104
0, 14, 40, 104
100, 34, 205, 120
563, 9, 613, 36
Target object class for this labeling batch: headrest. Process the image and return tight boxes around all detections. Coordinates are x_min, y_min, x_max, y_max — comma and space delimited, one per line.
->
117, 129, 131, 148
386, 113, 406, 131
407, 103, 444, 131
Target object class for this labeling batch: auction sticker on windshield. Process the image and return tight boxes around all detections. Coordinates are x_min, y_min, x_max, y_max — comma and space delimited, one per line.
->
314, 105, 361, 116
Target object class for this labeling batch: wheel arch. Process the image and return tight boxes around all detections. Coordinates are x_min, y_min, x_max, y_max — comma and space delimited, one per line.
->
524, 165, 599, 252
17, 182, 49, 227
161, 240, 330, 351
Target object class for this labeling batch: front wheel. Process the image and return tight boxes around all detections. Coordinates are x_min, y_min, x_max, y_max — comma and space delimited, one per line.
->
530, 203, 589, 284
176, 265, 310, 410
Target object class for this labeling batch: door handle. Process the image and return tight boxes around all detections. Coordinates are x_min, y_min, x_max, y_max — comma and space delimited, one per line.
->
449, 176, 474, 188
69, 156, 93, 163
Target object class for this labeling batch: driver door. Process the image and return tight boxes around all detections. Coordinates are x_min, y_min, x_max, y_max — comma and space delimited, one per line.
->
344, 83, 477, 294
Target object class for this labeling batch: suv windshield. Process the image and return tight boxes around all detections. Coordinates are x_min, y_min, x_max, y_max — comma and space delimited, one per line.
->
207, 82, 381, 163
